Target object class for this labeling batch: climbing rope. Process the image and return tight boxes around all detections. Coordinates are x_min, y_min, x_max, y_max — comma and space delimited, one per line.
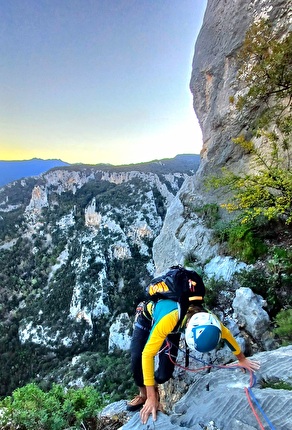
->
164, 339, 276, 430
245, 386, 276, 430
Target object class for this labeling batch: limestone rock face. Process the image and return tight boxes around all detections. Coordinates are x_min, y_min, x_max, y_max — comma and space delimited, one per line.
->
232, 287, 270, 341
153, 0, 291, 274
25, 185, 48, 214
101, 346, 292, 430
190, 0, 290, 178
108, 313, 132, 353
85, 198, 102, 227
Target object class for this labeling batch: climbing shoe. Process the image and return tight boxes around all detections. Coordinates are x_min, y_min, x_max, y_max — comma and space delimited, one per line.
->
127, 394, 146, 411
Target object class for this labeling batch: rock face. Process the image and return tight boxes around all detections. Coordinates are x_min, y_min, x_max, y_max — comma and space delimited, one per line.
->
152, 0, 291, 274
100, 346, 292, 430
108, 313, 132, 353
233, 287, 270, 340
190, 0, 290, 178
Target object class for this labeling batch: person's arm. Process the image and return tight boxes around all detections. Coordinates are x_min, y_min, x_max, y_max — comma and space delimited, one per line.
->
220, 323, 260, 372
140, 309, 179, 424
142, 308, 179, 386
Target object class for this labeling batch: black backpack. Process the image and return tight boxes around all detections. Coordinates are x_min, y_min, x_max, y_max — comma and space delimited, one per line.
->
145, 265, 205, 303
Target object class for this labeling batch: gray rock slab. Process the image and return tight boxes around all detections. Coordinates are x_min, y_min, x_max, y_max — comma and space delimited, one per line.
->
100, 347, 292, 430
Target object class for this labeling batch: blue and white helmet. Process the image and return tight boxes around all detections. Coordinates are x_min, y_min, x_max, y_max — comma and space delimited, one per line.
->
185, 312, 222, 353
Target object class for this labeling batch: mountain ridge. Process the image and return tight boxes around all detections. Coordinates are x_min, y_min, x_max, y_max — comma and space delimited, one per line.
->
0, 154, 200, 187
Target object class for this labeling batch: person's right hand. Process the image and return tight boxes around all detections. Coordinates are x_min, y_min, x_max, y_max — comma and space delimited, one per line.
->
237, 357, 260, 372
140, 395, 159, 424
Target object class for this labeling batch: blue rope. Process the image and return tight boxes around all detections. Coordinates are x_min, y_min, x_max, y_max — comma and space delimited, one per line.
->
247, 387, 277, 430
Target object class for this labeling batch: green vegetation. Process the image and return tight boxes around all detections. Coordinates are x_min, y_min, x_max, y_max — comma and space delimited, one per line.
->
223, 221, 268, 263
0, 383, 106, 430
192, 203, 220, 229
262, 380, 292, 390
273, 308, 292, 345
236, 19, 291, 113
203, 277, 230, 309
235, 257, 291, 318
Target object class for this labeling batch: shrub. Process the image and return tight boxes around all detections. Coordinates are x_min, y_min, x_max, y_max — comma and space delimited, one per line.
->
192, 203, 220, 229
226, 222, 268, 263
204, 277, 229, 309
262, 380, 292, 390
235, 267, 291, 318
0, 383, 105, 430
273, 309, 292, 345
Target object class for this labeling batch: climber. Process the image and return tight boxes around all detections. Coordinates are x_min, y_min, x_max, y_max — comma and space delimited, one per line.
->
127, 295, 260, 425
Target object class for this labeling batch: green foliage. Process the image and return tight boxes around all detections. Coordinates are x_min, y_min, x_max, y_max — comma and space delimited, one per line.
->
236, 19, 292, 109
203, 277, 229, 309
93, 351, 137, 401
235, 264, 291, 318
211, 217, 268, 263
183, 252, 204, 275
273, 308, 292, 345
223, 135, 292, 225
192, 204, 220, 229
0, 383, 105, 430
267, 246, 292, 277
38, 350, 137, 404
262, 379, 292, 390
225, 222, 268, 263
104, 257, 150, 316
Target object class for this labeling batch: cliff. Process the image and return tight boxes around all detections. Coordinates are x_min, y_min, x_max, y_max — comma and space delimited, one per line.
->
152, 0, 291, 273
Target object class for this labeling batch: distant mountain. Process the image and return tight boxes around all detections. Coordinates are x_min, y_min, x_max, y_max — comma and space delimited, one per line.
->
0, 154, 200, 187
110, 154, 201, 174
0, 158, 70, 187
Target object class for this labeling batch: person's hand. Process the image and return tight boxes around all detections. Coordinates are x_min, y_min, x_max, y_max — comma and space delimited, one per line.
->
237, 357, 261, 372
232, 352, 260, 372
140, 395, 159, 424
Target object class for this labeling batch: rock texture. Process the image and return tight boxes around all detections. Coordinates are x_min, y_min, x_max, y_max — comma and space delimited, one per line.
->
190, 0, 290, 178
233, 287, 270, 340
100, 346, 292, 430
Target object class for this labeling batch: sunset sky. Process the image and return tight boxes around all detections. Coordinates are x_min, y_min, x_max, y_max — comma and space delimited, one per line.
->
1, 0, 207, 165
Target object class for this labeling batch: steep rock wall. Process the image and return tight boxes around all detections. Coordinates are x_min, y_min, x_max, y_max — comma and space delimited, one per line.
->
153, 0, 291, 273
191, 0, 290, 178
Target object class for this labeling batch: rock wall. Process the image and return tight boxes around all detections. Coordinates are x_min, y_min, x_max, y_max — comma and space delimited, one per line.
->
190, 0, 290, 178
152, 0, 291, 274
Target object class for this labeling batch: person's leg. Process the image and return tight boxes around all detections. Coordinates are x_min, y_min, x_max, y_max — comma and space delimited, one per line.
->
128, 310, 152, 411
154, 332, 181, 384
130, 312, 152, 386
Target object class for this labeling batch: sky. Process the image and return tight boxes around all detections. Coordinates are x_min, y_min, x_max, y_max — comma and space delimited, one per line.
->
0, 0, 207, 165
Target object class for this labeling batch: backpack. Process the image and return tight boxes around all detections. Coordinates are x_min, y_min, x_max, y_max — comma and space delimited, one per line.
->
145, 265, 205, 304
